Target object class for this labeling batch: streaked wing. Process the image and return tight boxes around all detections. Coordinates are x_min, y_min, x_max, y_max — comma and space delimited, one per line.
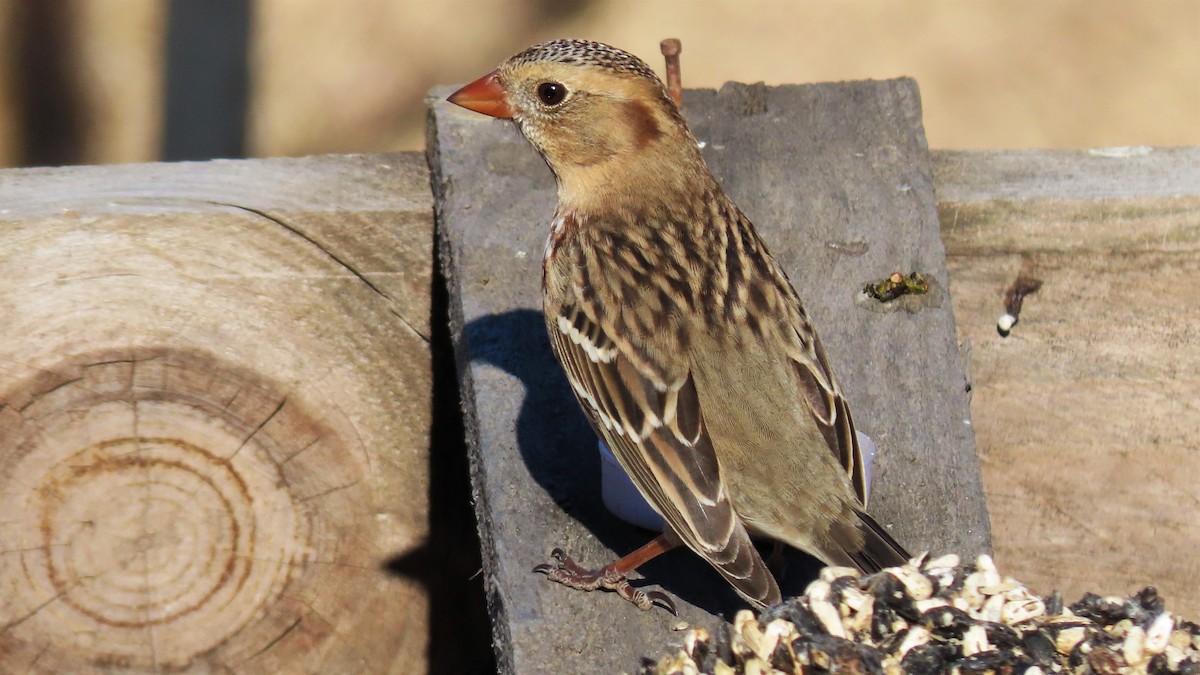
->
548, 302, 780, 607
788, 327, 867, 505
725, 205, 869, 508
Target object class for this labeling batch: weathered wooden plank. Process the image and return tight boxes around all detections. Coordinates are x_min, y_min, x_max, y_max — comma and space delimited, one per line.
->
0, 154, 436, 674
933, 146, 1200, 201
429, 79, 990, 673
6, 140, 1194, 673
933, 148, 1200, 619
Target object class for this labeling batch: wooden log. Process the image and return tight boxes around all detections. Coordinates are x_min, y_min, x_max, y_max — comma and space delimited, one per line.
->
428, 79, 990, 673
0, 154, 435, 673
934, 147, 1200, 619
7, 139, 1190, 672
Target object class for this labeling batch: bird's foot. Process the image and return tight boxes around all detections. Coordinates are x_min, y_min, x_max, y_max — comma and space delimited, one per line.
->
533, 547, 677, 614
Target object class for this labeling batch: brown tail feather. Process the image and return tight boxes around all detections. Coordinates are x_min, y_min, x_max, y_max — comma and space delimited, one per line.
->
707, 531, 781, 609
847, 511, 911, 572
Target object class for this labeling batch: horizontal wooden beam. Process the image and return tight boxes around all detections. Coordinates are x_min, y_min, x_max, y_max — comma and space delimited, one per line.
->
933, 146, 1200, 623
1, 138, 1195, 672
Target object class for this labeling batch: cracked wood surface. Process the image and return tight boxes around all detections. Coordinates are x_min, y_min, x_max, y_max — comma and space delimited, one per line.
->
0, 154, 435, 674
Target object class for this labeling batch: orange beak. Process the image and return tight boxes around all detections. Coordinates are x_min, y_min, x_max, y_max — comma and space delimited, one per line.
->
447, 69, 514, 119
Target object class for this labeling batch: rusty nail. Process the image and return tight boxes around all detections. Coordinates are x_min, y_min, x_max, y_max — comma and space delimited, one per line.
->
660, 38, 682, 107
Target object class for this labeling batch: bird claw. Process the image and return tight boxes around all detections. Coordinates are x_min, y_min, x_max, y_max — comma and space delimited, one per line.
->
532, 547, 590, 576
532, 548, 676, 614
643, 589, 678, 615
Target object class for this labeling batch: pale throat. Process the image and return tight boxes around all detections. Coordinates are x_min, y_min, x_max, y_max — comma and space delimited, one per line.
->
552, 144, 702, 216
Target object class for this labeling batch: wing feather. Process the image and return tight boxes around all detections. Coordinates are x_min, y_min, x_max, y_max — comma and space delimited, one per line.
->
789, 326, 868, 505
546, 303, 780, 607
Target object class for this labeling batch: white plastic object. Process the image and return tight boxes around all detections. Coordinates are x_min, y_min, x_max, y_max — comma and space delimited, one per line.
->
599, 440, 665, 531
858, 430, 877, 505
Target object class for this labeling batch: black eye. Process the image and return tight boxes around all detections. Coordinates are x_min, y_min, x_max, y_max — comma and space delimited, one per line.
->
537, 81, 567, 106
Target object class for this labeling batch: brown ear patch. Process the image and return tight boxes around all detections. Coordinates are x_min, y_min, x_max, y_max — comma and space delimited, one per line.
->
622, 99, 664, 149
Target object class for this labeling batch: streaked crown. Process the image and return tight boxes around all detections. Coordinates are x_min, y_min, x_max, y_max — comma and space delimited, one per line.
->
508, 39, 663, 84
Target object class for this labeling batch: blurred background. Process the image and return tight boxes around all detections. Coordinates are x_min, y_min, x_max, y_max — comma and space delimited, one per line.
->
0, 3, 1194, 671
0, 0, 1196, 168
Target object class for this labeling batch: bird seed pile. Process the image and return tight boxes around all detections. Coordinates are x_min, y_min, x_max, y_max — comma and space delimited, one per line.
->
644, 554, 1199, 674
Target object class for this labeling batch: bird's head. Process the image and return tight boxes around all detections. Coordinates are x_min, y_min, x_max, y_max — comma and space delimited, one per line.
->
448, 39, 707, 209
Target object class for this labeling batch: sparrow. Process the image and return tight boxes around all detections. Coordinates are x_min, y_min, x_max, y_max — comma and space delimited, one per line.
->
448, 39, 910, 612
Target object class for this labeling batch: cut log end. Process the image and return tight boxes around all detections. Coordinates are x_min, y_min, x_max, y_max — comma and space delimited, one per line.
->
0, 156, 437, 673
0, 348, 363, 670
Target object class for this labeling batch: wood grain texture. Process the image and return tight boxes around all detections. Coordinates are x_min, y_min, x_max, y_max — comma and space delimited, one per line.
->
428, 79, 989, 674
934, 147, 1200, 620
0, 154, 434, 673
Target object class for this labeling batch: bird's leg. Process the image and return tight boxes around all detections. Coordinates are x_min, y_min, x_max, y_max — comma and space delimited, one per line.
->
533, 533, 681, 613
